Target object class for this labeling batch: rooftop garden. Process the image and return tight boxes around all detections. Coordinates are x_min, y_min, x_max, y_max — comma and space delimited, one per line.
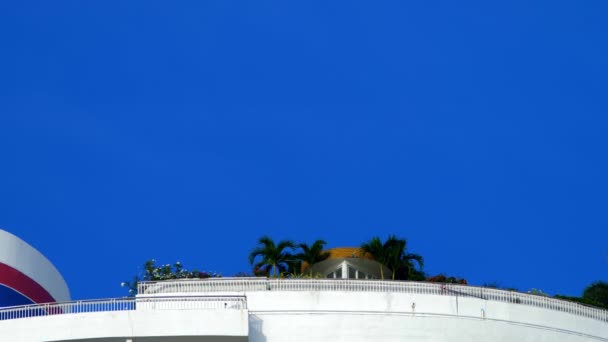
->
122, 235, 608, 310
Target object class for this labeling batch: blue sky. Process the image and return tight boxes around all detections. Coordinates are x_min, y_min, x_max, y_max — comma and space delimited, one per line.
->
1, 1, 607, 300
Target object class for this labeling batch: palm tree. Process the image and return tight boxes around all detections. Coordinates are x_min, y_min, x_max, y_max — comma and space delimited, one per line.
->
361, 235, 424, 280
391, 238, 424, 281
249, 236, 296, 278
286, 259, 302, 277
400, 254, 425, 280
360, 237, 390, 280
385, 236, 407, 280
296, 239, 330, 277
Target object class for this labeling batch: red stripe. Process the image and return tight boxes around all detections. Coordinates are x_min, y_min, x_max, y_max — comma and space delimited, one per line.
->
0, 263, 57, 304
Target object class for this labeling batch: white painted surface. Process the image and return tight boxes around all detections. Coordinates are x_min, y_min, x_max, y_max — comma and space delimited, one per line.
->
0, 309, 249, 342
1, 286, 606, 341
0, 229, 70, 302
311, 258, 390, 279
246, 291, 608, 341
136, 278, 608, 323
251, 313, 601, 342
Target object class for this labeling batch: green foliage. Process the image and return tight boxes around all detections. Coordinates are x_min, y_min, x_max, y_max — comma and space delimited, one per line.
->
360, 235, 423, 280
122, 259, 220, 296
583, 281, 608, 307
426, 274, 467, 284
403, 268, 426, 281
122, 236, 606, 316
552, 281, 608, 309
527, 288, 549, 297
296, 239, 330, 277
278, 270, 325, 279
399, 254, 425, 281
248, 236, 296, 277
285, 259, 303, 277
360, 237, 387, 279
554, 294, 606, 308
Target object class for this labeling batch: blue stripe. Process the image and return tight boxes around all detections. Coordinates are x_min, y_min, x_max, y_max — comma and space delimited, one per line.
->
0, 284, 35, 308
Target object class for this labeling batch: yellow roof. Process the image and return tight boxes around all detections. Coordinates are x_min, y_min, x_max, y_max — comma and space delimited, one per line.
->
301, 247, 375, 273
325, 247, 374, 260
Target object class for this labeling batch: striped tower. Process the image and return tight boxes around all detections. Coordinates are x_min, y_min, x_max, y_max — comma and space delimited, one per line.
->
0, 229, 70, 307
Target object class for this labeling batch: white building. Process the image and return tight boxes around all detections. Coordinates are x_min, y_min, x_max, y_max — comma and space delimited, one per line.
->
0, 231, 607, 341
306, 247, 390, 279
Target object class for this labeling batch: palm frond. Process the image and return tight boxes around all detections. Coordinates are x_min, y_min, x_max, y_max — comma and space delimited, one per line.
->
276, 239, 296, 251
249, 246, 268, 265
404, 253, 424, 269
258, 235, 276, 249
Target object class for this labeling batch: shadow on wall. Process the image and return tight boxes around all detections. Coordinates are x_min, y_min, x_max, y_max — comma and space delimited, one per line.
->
249, 314, 266, 342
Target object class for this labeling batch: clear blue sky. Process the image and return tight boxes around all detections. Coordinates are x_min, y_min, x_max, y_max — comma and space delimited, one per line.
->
1, 1, 607, 300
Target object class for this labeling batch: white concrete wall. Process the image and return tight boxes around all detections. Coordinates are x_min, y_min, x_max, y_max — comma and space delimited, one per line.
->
0, 309, 249, 342
244, 291, 608, 342
251, 313, 603, 342
0, 290, 606, 342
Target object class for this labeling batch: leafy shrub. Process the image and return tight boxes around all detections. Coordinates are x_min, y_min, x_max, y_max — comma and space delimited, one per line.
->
583, 281, 608, 308
426, 274, 467, 285
527, 288, 549, 297
554, 294, 605, 308
122, 259, 220, 296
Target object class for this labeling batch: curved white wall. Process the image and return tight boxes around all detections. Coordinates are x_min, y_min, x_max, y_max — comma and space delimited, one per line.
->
246, 291, 608, 342
0, 309, 248, 342
0, 229, 70, 304
0, 289, 605, 342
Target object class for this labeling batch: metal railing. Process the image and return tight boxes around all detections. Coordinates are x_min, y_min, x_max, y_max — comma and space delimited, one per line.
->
138, 277, 270, 295
1, 278, 605, 323
0, 298, 134, 321
0, 296, 246, 321
137, 296, 247, 311
138, 278, 608, 323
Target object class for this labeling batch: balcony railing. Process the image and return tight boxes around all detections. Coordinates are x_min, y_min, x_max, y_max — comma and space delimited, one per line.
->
138, 278, 608, 323
1, 279, 605, 323
0, 296, 246, 321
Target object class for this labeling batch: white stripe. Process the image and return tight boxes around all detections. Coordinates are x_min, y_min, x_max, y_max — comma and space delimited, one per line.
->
0, 229, 70, 302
